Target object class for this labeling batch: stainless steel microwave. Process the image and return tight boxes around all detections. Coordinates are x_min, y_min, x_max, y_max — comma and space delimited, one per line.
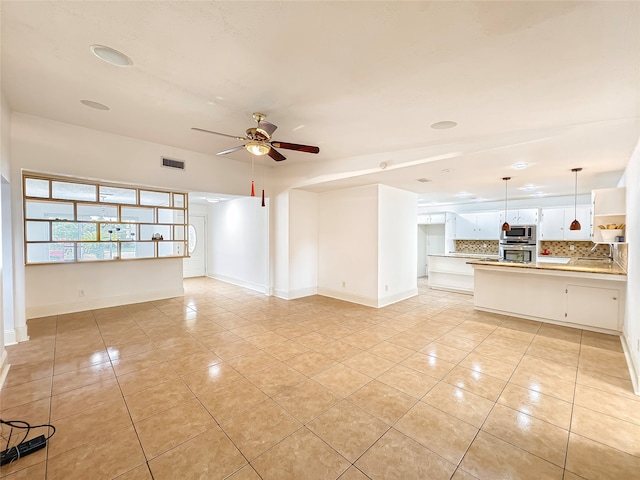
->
500, 225, 536, 244
500, 244, 537, 263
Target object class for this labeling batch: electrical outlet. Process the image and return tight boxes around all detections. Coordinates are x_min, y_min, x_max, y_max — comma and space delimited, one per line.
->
569, 245, 575, 251
385, 284, 388, 292
637, 338, 639, 351
342, 281, 346, 288
79, 289, 85, 297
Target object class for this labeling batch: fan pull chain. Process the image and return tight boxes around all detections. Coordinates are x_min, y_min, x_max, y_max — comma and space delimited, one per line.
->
251, 157, 255, 197
261, 156, 266, 207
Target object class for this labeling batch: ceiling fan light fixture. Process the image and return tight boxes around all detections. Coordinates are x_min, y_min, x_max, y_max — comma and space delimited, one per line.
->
246, 141, 270, 156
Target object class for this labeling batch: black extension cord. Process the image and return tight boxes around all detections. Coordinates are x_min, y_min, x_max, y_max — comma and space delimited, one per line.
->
0, 419, 55, 466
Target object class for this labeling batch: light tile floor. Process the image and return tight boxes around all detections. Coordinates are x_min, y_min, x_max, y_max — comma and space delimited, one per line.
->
1, 277, 639, 479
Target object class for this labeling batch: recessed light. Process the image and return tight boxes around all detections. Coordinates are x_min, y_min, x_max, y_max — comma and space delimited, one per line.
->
417, 178, 430, 183
512, 162, 529, 170
90, 45, 132, 67
519, 184, 537, 191
442, 168, 454, 174
455, 191, 472, 198
80, 99, 110, 110
430, 121, 458, 130
206, 197, 220, 203
532, 192, 545, 198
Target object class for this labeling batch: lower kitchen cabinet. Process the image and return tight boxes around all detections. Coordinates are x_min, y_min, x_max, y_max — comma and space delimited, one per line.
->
427, 255, 475, 293
472, 264, 625, 333
565, 284, 619, 330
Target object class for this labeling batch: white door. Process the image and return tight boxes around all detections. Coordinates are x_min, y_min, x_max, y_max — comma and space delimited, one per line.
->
183, 215, 206, 278
417, 225, 427, 277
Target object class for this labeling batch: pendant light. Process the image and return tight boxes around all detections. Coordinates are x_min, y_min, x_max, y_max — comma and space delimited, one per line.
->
569, 168, 582, 230
501, 177, 511, 232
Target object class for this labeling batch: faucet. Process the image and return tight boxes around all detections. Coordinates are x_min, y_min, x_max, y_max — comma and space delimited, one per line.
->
590, 243, 614, 262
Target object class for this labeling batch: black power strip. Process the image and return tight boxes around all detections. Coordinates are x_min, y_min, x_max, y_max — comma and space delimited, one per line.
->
0, 435, 47, 466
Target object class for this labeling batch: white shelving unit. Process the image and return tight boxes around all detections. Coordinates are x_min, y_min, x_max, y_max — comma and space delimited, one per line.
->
592, 187, 626, 244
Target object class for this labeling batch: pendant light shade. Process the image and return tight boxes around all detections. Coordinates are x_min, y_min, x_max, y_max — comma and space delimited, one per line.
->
569, 168, 582, 231
501, 177, 511, 232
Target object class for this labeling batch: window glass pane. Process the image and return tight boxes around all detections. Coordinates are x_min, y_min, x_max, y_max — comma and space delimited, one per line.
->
175, 225, 186, 241
140, 224, 171, 241
158, 241, 185, 257
52, 222, 96, 242
25, 201, 74, 220
78, 242, 118, 261
100, 186, 136, 204
120, 241, 155, 259
52, 181, 97, 202
173, 193, 185, 208
25, 178, 50, 198
140, 190, 170, 206
77, 204, 118, 221
158, 208, 181, 223
27, 243, 75, 263
121, 206, 154, 223
99, 224, 132, 241
26, 221, 50, 241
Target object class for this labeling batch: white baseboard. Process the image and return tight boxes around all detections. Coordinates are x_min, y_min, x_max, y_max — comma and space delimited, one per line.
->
0, 349, 9, 390
274, 286, 317, 300
377, 288, 418, 308
473, 306, 621, 336
316, 288, 378, 308
4, 329, 17, 346
621, 334, 640, 395
208, 274, 267, 295
25, 287, 185, 318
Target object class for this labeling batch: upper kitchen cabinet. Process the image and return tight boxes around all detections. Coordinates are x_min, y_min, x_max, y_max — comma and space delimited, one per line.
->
592, 187, 626, 244
417, 213, 447, 224
499, 208, 539, 226
453, 211, 500, 240
539, 206, 592, 241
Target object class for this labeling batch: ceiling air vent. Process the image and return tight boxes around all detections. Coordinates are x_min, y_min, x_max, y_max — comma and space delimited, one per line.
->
161, 157, 185, 170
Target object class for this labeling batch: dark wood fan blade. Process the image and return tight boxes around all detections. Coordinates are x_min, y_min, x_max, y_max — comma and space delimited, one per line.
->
257, 120, 277, 138
192, 127, 246, 141
268, 147, 287, 162
217, 145, 246, 156
271, 141, 319, 154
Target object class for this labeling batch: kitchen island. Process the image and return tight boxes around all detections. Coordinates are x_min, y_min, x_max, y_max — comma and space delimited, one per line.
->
427, 253, 499, 294
468, 258, 626, 333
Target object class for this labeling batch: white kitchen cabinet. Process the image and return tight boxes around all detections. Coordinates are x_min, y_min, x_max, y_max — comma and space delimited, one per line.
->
499, 209, 539, 226
428, 255, 475, 293
418, 212, 448, 225
454, 211, 500, 240
592, 187, 626, 244
472, 264, 626, 333
540, 206, 591, 241
565, 284, 620, 330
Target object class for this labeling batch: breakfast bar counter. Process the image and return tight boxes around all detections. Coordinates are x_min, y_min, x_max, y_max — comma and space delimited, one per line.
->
468, 258, 627, 333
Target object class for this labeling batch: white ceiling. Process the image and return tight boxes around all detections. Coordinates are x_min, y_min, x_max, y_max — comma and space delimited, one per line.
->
2, 1, 638, 204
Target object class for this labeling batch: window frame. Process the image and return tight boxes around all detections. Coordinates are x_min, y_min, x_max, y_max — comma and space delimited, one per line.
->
23, 173, 189, 265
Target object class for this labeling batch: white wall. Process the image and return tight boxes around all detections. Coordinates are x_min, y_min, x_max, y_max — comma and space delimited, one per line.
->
208, 196, 269, 293
621, 140, 640, 392
272, 190, 290, 298
11, 113, 256, 321
318, 185, 379, 306
378, 185, 417, 306
288, 189, 318, 299
0, 91, 11, 385
25, 260, 184, 318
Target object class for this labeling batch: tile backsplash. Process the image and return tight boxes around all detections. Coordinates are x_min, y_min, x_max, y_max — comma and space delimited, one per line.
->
539, 241, 609, 258
454, 240, 499, 254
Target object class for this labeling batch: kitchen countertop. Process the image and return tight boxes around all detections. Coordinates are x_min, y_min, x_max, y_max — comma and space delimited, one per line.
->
466, 257, 627, 276
428, 253, 499, 260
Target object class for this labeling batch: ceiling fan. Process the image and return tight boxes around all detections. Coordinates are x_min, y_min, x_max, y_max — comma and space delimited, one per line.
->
192, 113, 320, 161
